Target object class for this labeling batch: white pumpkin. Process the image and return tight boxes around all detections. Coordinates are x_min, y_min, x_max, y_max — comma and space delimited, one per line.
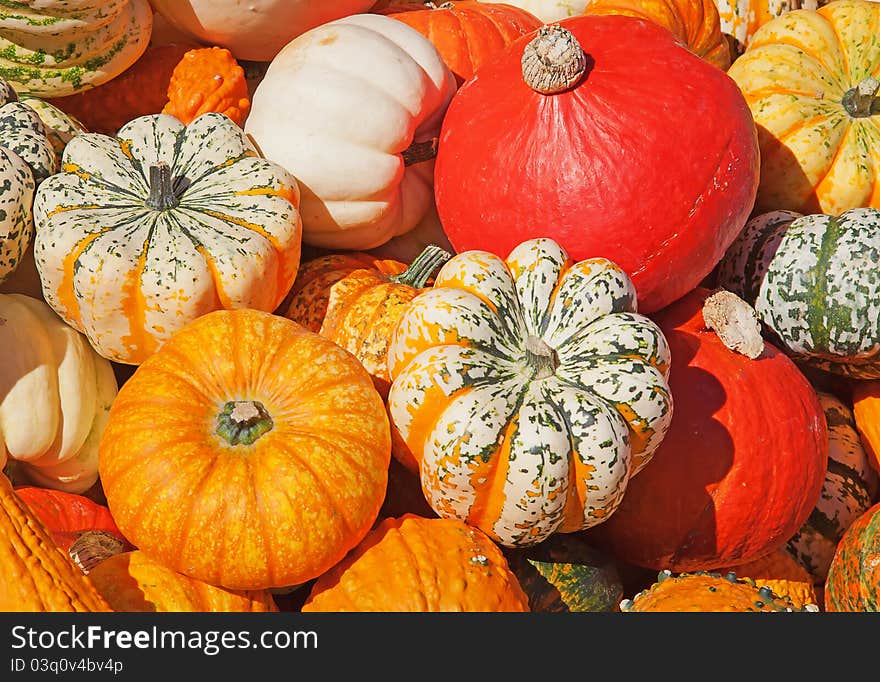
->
479, 0, 590, 22
0, 0, 153, 98
148, 0, 377, 61
245, 13, 456, 251
0, 293, 118, 494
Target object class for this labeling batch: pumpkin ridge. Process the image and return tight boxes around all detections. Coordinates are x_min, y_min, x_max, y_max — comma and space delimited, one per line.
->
388, 523, 435, 611
802, 214, 841, 353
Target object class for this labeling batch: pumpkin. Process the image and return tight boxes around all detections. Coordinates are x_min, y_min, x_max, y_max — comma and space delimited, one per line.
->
98, 308, 392, 590
619, 569, 819, 611
852, 380, 880, 475
784, 391, 880, 583
713, 0, 803, 55
33, 111, 303, 365
716, 208, 880, 379
477, 0, 591, 21
727, 0, 880, 216
387, 238, 674, 548
378, 1, 543, 86
583, 0, 732, 70
504, 533, 625, 612
301, 514, 530, 612
0, 473, 111, 612
18, 97, 88, 158
148, 0, 378, 62
587, 287, 828, 571
245, 13, 456, 251
46, 42, 199, 136
161, 46, 250, 127
283, 244, 451, 400
0, 80, 58, 185
0, 0, 153, 98
716, 548, 819, 610
433, 18, 760, 314
87, 551, 278, 612
0, 293, 118, 494
824, 501, 880, 611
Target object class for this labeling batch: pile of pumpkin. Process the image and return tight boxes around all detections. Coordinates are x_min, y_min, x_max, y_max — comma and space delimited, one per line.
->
1, 0, 879, 614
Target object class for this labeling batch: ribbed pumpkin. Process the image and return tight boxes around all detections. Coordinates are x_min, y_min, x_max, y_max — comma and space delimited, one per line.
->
87, 551, 278, 612
716, 548, 819, 610
583, 0, 731, 70
727, 0, 880, 215
98, 308, 392, 590
0, 473, 111, 612
713, 0, 803, 54
33, 112, 303, 365
620, 569, 819, 612
0, 0, 153, 98
387, 238, 674, 548
18, 97, 87, 158
378, 1, 543, 86
588, 287, 828, 571
434, 17, 759, 313
824, 501, 880, 611
853, 381, 880, 475
716, 208, 880, 379
301, 514, 530, 612
785, 391, 879, 584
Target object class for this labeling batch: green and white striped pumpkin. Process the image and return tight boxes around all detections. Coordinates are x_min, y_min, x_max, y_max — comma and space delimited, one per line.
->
0, 77, 57, 283
20, 96, 87, 157
386, 238, 674, 548
0, 0, 153, 98
716, 208, 880, 379
33, 112, 303, 366
784, 391, 880, 583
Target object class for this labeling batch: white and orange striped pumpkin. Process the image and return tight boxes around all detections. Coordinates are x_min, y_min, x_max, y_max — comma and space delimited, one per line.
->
33, 112, 302, 365
712, 0, 804, 53
386, 238, 674, 548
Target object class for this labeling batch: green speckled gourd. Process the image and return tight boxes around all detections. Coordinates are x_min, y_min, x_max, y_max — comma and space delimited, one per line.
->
504, 533, 624, 612
0, 0, 153, 98
785, 391, 880, 584
19, 96, 86, 156
0, 76, 57, 283
620, 570, 820, 612
716, 208, 880, 379
824, 501, 880, 612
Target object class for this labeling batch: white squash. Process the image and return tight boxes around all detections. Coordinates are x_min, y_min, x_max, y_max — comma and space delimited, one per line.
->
245, 13, 456, 251
148, 0, 377, 61
0, 293, 118, 494
479, 0, 590, 22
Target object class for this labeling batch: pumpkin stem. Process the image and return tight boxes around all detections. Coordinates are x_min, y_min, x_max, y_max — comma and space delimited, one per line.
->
389, 244, 453, 288
216, 400, 274, 446
524, 335, 560, 379
68, 530, 127, 575
146, 162, 180, 211
521, 24, 588, 95
841, 77, 880, 118
402, 137, 439, 166
702, 289, 764, 360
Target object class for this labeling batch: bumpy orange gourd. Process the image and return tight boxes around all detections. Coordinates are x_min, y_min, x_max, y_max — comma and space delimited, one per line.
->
716, 548, 819, 610
0, 474, 112, 612
583, 0, 731, 70
852, 380, 880, 475
302, 514, 530, 611
87, 551, 278, 612
98, 309, 392, 591
162, 46, 251, 126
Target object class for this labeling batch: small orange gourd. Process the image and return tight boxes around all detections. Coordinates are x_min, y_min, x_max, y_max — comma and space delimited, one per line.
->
162, 46, 251, 126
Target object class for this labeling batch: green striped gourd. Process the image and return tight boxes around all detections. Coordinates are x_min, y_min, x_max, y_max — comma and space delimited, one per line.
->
32, 112, 303, 365
824, 501, 880, 611
784, 391, 880, 583
0, 0, 153, 98
716, 208, 880, 379
20, 96, 87, 156
386, 237, 674, 548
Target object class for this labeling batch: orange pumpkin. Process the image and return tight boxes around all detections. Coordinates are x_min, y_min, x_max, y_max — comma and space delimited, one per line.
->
162, 46, 251, 126
852, 380, 880, 475
97, 309, 392, 591
583, 0, 731, 70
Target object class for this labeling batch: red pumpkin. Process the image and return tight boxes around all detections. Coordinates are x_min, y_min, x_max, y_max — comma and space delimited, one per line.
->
588, 287, 828, 571
434, 17, 759, 313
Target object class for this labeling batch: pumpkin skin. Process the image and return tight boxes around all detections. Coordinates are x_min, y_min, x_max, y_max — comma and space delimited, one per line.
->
716, 548, 819, 610
18, 96, 87, 159
245, 14, 456, 251
0, 0, 153, 98
727, 0, 880, 216
0, 293, 119, 494
713, 0, 802, 54
824, 501, 880, 611
784, 391, 879, 584
583, 0, 732, 70
301, 514, 530, 612
387, 238, 674, 548
98, 308, 392, 591
0, 473, 111, 612
434, 17, 760, 314
33, 112, 303, 365
852, 380, 880, 475
378, 1, 543, 86
87, 551, 278, 612
716, 208, 880, 379
477, 0, 591, 21
588, 286, 828, 572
